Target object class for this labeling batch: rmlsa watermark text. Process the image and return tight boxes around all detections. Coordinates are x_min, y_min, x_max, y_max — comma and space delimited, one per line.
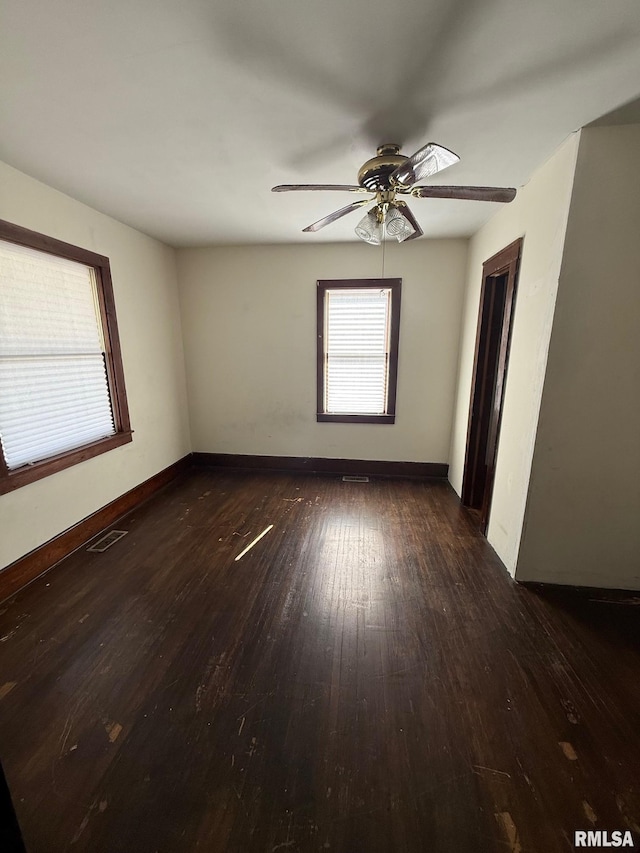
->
575, 830, 635, 848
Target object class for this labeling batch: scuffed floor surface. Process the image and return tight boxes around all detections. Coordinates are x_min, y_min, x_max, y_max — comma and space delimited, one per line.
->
0, 470, 639, 851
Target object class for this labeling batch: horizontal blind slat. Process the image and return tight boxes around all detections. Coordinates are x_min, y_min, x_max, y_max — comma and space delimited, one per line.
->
1, 426, 115, 469
0, 240, 104, 355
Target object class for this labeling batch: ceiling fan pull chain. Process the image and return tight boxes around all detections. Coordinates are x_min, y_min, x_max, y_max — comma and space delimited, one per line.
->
382, 231, 386, 278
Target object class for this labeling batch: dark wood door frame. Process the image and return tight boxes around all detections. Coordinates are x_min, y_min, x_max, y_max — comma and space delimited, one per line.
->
462, 238, 523, 533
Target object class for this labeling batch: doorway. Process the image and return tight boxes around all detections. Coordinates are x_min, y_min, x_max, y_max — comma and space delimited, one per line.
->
462, 238, 522, 533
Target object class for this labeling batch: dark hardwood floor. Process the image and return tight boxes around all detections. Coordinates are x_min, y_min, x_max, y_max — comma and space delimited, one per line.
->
0, 470, 638, 852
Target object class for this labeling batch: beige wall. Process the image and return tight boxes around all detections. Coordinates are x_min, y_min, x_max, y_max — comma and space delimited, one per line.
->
177, 240, 468, 463
516, 125, 640, 589
448, 135, 579, 574
0, 162, 191, 569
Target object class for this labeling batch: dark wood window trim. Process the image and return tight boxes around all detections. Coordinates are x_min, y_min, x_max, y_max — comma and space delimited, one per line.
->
317, 278, 401, 425
0, 219, 132, 495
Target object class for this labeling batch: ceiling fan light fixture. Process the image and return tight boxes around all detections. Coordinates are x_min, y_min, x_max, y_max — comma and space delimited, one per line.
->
385, 206, 416, 242
274, 141, 515, 240
355, 209, 383, 245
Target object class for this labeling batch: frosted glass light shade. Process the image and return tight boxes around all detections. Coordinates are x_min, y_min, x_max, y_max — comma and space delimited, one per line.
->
385, 206, 416, 242
355, 210, 383, 245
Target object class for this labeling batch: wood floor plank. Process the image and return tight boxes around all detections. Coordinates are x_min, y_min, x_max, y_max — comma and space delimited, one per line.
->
0, 471, 638, 852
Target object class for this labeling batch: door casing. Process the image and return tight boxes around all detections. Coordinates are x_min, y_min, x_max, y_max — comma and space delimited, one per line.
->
461, 238, 523, 533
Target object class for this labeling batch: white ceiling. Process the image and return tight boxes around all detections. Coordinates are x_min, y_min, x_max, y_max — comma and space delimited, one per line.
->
2, 0, 640, 247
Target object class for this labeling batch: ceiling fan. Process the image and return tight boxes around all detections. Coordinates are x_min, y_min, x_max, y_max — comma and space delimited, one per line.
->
272, 142, 517, 244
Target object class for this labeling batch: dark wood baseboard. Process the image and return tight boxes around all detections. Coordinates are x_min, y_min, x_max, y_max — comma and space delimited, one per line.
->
193, 452, 448, 480
519, 581, 640, 598
0, 455, 192, 603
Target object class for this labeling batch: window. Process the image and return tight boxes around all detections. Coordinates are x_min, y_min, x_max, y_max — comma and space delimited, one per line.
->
0, 219, 132, 494
317, 278, 401, 424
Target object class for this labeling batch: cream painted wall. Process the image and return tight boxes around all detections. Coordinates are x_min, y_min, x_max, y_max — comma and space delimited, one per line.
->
516, 125, 640, 589
177, 240, 468, 463
448, 135, 579, 574
0, 162, 191, 569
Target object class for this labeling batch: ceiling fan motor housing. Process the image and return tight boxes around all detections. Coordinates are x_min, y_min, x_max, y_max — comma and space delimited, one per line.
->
357, 144, 408, 191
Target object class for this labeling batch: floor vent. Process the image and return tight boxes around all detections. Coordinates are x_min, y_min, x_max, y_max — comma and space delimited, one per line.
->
87, 530, 128, 553
342, 475, 369, 483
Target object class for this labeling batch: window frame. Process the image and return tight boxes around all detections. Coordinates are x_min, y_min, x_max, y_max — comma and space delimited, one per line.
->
316, 278, 401, 424
0, 219, 132, 495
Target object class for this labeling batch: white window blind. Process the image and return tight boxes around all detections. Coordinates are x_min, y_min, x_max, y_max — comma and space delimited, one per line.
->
0, 240, 115, 470
325, 288, 391, 414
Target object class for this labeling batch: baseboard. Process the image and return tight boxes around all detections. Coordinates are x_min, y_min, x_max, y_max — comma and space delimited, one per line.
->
519, 579, 640, 595
0, 454, 192, 603
193, 452, 448, 480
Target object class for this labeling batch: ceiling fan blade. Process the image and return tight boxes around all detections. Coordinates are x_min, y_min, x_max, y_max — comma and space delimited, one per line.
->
395, 201, 424, 241
272, 184, 369, 193
411, 185, 517, 202
391, 143, 459, 187
302, 199, 372, 233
